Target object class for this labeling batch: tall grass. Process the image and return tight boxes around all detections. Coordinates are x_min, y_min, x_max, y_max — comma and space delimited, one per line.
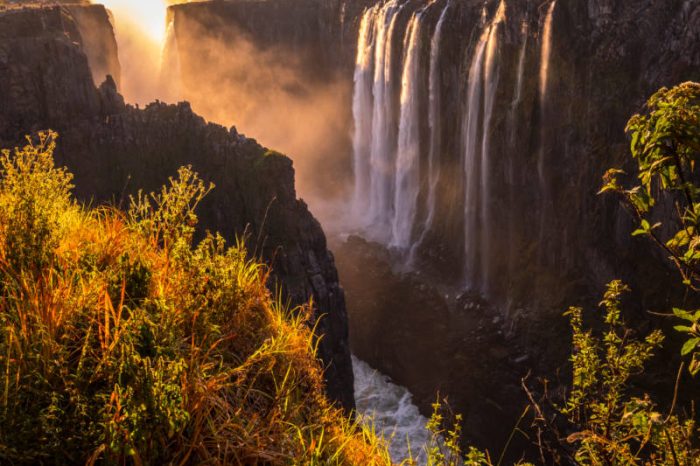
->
0, 132, 392, 465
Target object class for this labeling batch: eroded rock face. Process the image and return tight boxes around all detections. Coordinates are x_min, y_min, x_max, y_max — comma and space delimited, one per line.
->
0, 5, 355, 410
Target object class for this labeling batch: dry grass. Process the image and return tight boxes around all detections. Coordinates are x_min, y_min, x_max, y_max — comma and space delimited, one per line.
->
0, 131, 392, 465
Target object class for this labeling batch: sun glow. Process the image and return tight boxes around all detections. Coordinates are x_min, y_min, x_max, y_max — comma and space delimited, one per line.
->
101, 0, 169, 44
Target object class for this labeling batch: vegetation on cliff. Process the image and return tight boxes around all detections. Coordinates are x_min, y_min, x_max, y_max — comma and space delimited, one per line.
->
0, 132, 389, 465
517, 83, 700, 465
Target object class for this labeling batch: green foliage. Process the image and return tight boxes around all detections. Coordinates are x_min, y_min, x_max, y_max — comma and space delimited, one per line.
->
526, 282, 698, 465
0, 131, 73, 273
0, 133, 390, 465
601, 82, 700, 373
420, 400, 532, 466
423, 399, 469, 466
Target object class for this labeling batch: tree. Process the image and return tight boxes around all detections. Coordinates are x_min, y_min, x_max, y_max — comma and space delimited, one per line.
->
601, 82, 700, 375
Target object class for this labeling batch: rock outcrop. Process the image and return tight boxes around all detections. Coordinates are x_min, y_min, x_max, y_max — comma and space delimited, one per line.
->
0, 5, 355, 410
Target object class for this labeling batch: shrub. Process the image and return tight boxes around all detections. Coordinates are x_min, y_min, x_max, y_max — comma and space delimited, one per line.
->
0, 131, 391, 465
525, 281, 698, 464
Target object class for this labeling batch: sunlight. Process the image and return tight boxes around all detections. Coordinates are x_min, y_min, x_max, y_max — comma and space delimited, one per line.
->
101, 0, 169, 44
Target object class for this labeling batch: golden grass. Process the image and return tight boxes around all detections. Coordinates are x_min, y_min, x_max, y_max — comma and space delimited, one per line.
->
0, 132, 393, 465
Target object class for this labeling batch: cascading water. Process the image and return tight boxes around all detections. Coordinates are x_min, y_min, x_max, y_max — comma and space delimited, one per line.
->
539, 1, 556, 105
352, 7, 379, 221
391, 11, 425, 249
353, 356, 432, 464
352, 0, 450, 256
463, 1, 505, 290
413, 0, 450, 259
537, 0, 557, 260
367, 1, 403, 241
537, 0, 556, 185
462, 30, 487, 286
479, 1, 505, 292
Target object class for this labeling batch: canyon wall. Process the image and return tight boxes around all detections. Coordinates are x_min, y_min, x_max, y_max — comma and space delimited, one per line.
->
167, 0, 700, 452
0, 4, 355, 410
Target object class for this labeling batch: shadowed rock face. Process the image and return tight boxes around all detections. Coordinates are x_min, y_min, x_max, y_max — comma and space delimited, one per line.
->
0, 5, 355, 410
68, 4, 121, 88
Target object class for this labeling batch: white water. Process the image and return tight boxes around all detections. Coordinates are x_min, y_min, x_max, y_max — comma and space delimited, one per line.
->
416, 1, 450, 254
353, 0, 452, 259
353, 356, 432, 464
367, 1, 403, 241
537, 0, 557, 255
463, 1, 505, 289
352, 7, 378, 220
391, 12, 424, 249
538, 0, 556, 185
539, 1, 556, 105
479, 0, 505, 293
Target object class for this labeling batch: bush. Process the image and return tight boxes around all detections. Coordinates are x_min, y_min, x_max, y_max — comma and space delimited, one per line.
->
524, 281, 698, 464
0, 131, 390, 465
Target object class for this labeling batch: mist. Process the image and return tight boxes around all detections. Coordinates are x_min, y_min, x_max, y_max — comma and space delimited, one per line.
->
167, 11, 354, 226
96, 1, 355, 230
100, 0, 169, 105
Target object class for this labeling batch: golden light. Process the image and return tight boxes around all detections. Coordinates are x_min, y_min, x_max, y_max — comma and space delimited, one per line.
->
101, 0, 169, 44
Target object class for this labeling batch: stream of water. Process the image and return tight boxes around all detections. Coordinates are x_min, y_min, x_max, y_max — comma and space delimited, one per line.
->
353, 356, 432, 464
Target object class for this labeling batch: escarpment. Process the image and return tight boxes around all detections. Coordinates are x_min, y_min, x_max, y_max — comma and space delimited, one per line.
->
0, 4, 354, 410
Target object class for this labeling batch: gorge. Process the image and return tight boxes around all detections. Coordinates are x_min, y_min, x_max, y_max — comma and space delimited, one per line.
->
1, 0, 700, 463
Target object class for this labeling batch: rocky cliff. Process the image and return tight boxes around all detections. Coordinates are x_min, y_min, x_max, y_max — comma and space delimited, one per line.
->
166, 0, 700, 452
0, 4, 355, 410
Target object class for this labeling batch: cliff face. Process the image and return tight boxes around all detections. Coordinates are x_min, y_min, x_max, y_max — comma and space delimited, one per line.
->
0, 5, 355, 410
167, 0, 700, 452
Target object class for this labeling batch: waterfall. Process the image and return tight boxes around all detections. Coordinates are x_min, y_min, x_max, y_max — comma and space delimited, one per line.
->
513, 22, 528, 109
538, 0, 557, 187
537, 0, 556, 258
506, 21, 528, 285
420, 1, 450, 240
479, 0, 505, 292
539, 1, 556, 104
391, 12, 424, 249
352, 7, 379, 221
463, 1, 505, 289
367, 1, 403, 240
462, 33, 487, 286
160, 20, 183, 103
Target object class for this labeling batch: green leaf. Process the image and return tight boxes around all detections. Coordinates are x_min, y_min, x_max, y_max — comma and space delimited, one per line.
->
681, 337, 700, 356
673, 308, 694, 321
673, 325, 692, 333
